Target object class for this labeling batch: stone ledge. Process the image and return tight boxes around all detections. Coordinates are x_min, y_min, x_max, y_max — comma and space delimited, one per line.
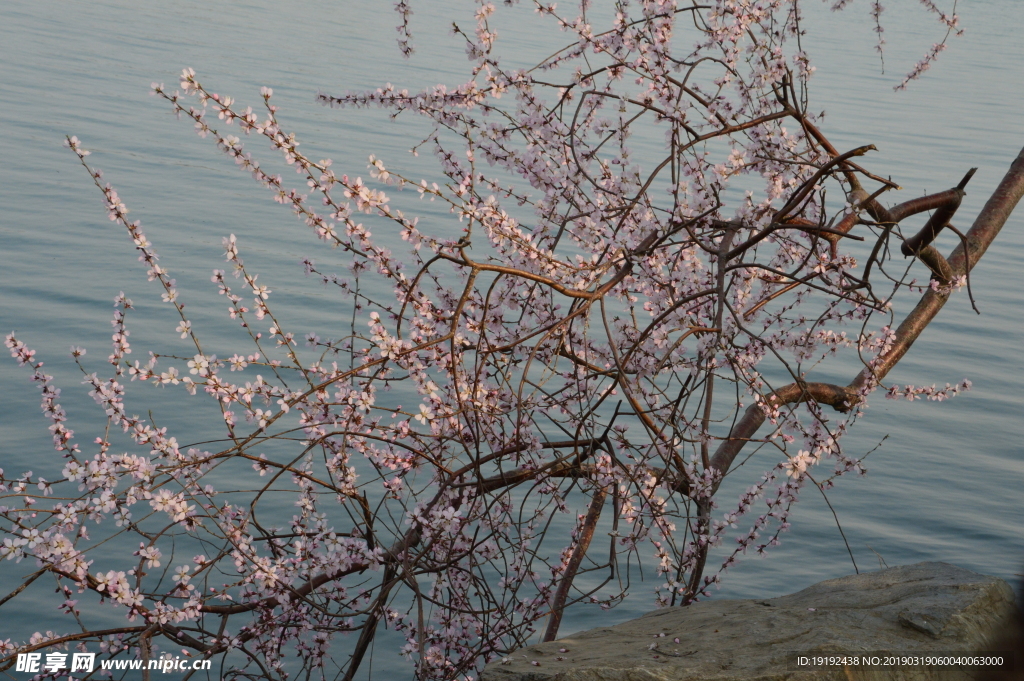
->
481, 562, 1018, 681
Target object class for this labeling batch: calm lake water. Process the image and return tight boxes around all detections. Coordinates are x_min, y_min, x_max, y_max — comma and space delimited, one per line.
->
1, 1, 1022, 678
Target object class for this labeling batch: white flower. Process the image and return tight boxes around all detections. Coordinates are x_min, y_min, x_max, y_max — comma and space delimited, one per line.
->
172, 565, 191, 584
414, 403, 433, 424
782, 450, 816, 478
136, 544, 162, 568
187, 354, 210, 376
159, 367, 180, 385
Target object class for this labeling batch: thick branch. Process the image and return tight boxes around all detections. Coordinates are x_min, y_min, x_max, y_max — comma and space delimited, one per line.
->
853, 147, 1024, 387
900, 188, 963, 256
542, 489, 607, 642
710, 146, 1024, 483
709, 381, 857, 480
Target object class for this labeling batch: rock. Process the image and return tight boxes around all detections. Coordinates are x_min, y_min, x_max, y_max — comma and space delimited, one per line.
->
481, 562, 1017, 681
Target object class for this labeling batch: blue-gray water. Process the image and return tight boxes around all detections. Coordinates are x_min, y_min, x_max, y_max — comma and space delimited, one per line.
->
1, 1, 1022, 678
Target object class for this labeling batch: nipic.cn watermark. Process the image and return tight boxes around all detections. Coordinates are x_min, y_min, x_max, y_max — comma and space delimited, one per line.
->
15, 652, 212, 674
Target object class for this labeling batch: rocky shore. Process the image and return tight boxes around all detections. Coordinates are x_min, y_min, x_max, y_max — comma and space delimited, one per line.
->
482, 562, 1020, 681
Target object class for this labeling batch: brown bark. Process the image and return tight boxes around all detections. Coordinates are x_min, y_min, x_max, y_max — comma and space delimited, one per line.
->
900, 188, 963, 256
710, 145, 1024, 485
542, 489, 607, 642
852, 146, 1024, 390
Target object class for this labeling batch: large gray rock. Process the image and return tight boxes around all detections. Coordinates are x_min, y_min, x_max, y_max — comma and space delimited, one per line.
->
482, 562, 1017, 681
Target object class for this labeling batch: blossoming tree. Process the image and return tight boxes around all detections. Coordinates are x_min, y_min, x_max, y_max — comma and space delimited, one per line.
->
4, 1, 1022, 680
